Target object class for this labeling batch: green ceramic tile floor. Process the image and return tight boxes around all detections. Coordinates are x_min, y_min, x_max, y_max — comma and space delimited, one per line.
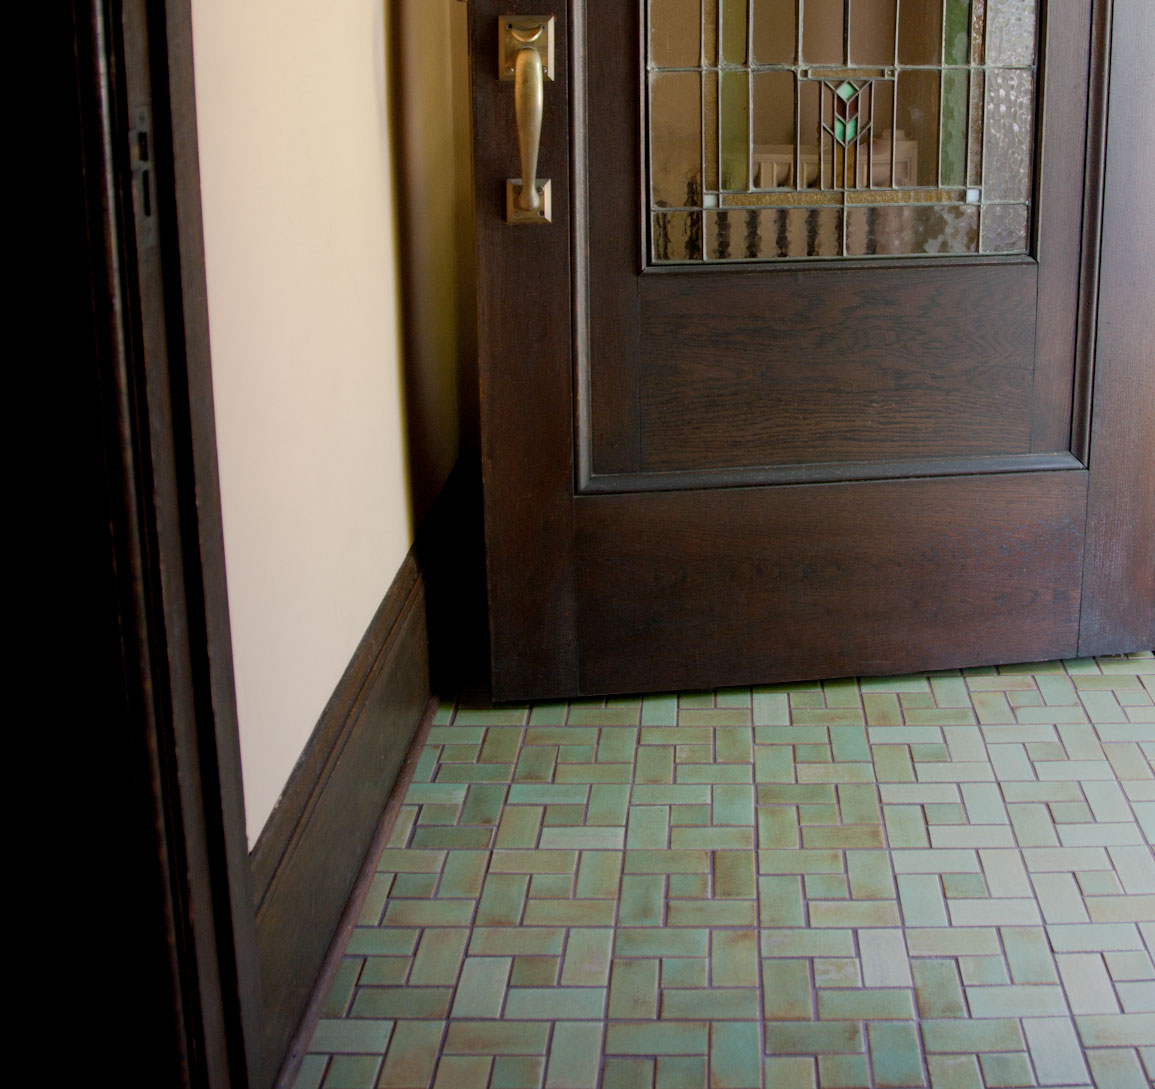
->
296, 653, 1155, 1089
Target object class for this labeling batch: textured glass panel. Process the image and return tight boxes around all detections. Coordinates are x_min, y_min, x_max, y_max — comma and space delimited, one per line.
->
753, 71, 796, 187
849, 0, 896, 66
845, 204, 979, 255
704, 69, 719, 191
803, 0, 845, 65
984, 69, 1034, 201
898, 2, 943, 66
944, 0, 973, 66
981, 202, 1029, 252
706, 207, 842, 258
971, 0, 988, 63
968, 69, 986, 186
720, 69, 750, 190
941, 70, 969, 187
986, 0, 1037, 67
704, 0, 719, 65
897, 70, 941, 186
652, 211, 703, 261
753, 0, 796, 65
650, 72, 703, 207
651, 0, 702, 68
721, 0, 748, 65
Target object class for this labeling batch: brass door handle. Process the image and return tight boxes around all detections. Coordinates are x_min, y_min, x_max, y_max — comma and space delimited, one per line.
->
500, 17, 554, 224
513, 41, 544, 213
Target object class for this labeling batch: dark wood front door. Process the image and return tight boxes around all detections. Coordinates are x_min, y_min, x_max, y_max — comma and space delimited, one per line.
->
471, 0, 1154, 702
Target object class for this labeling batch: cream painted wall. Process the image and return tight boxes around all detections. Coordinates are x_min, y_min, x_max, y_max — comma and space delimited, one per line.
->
190, 0, 468, 844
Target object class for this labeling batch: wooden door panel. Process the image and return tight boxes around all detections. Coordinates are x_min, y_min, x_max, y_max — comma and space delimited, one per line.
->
636, 263, 1038, 471
576, 471, 1087, 694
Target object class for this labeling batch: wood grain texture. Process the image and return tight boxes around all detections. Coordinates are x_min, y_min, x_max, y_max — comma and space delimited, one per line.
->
472, 1, 579, 700
638, 264, 1037, 470
1078, 0, 1155, 654
1032, 0, 1096, 453
255, 556, 433, 1084
576, 472, 1087, 695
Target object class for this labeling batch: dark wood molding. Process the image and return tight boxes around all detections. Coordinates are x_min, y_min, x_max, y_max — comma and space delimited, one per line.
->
1079, 0, 1155, 654
251, 459, 482, 1089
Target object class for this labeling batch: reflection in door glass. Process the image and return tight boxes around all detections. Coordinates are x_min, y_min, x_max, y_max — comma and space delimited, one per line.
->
647, 0, 1038, 263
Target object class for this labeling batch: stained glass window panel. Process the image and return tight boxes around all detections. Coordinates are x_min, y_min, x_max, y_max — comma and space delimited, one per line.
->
646, 0, 1040, 263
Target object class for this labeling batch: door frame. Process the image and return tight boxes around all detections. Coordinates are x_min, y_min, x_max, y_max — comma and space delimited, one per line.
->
472, 0, 1154, 701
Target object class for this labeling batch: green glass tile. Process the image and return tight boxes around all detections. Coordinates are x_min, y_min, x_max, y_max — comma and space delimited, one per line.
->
663, 988, 758, 1020
350, 986, 451, 1019
755, 745, 795, 783
925, 803, 967, 825
609, 957, 660, 1018
644, 727, 713, 745
813, 958, 861, 987
539, 826, 624, 850
710, 929, 757, 988
450, 957, 511, 1018
924, 1054, 982, 1089
959, 955, 1010, 985
322, 1054, 382, 1089
575, 851, 622, 900
762, 958, 812, 1020
805, 873, 848, 899
1086, 1047, 1151, 1089
625, 849, 709, 873
513, 747, 557, 783
753, 690, 790, 725
492, 1056, 546, 1089
542, 804, 584, 826
980, 1051, 1036, 1088
761, 928, 856, 957
765, 1021, 864, 1054
676, 744, 714, 763
709, 1022, 761, 1088
602, 1058, 653, 1089
597, 727, 637, 763
605, 1022, 708, 1056
587, 784, 630, 826
714, 851, 755, 899
435, 763, 515, 783
666, 899, 756, 927
439, 743, 481, 763
641, 694, 678, 725
867, 1022, 924, 1088
636, 746, 675, 784
627, 805, 669, 848
670, 804, 711, 825
415, 803, 462, 826
471, 928, 565, 951
490, 849, 579, 874
345, 928, 419, 957
453, 707, 529, 726
911, 959, 967, 1018
713, 785, 755, 827
475, 873, 529, 926
818, 988, 916, 1020
510, 956, 559, 986
798, 802, 840, 823
504, 987, 606, 1020
388, 872, 435, 899
670, 826, 753, 850
619, 874, 665, 926
921, 1018, 1025, 1053
668, 872, 709, 898
656, 1056, 707, 1089
941, 872, 987, 898
292, 1055, 327, 1089
847, 850, 897, 900
377, 849, 445, 874
528, 701, 567, 725
411, 749, 438, 786
437, 850, 486, 899
385, 807, 417, 847
494, 805, 542, 849
817, 1054, 870, 1088
556, 753, 619, 775
759, 874, 804, 927
562, 928, 614, 987
663, 956, 708, 988
409, 928, 469, 986
758, 805, 799, 849
443, 1021, 550, 1055
522, 899, 616, 927
796, 744, 834, 762
359, 956, 409, 987
616, 928, 709, 958
321, 957, 362, 1017
377, 1021, 444, 1088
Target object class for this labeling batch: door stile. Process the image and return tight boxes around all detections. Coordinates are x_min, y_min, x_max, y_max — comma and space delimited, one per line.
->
1078, 0, 1155, 654
471, 1, 580, 700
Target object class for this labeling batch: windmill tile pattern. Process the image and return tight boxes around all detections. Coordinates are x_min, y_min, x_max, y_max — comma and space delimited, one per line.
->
296, 654, 1155, 1089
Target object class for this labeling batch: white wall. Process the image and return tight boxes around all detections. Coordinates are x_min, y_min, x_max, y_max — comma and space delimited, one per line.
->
191, 0, 463, 843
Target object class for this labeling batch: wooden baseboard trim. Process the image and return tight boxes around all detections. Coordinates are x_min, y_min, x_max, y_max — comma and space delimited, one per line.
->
249, 550, 433, 1087
272, 697, 438, 1089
